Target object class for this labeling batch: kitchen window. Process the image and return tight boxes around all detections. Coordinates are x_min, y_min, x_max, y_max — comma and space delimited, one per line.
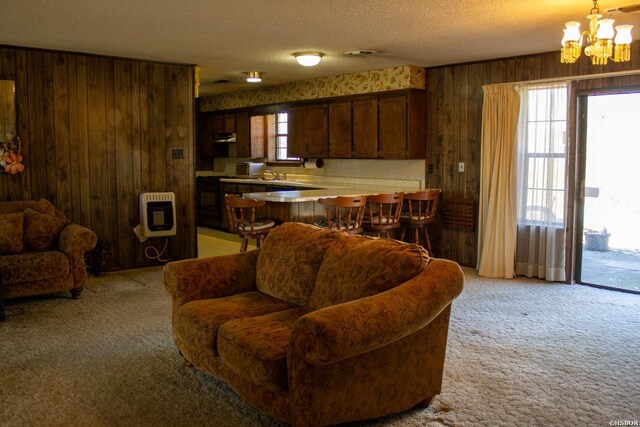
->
265, 112, 299, 163
275, 113, 295, 161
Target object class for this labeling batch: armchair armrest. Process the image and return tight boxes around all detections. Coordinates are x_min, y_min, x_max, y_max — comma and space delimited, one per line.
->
163, 249, 260, 309
290, 258, 464, 366
58, 224, 98, 286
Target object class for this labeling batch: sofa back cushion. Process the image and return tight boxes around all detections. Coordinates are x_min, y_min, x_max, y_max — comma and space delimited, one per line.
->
309, 236, 429, 309
256, 222, 345, 306
0, 212, 24, 255
23, 207, 67, 251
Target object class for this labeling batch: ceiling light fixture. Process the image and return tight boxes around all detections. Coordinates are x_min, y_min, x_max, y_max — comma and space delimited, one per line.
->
293, 52, 324, 67
561, 0, 633, 65
244, 71, 262, 83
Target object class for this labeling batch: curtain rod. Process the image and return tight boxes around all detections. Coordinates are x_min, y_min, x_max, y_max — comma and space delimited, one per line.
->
484, 68, 640, 88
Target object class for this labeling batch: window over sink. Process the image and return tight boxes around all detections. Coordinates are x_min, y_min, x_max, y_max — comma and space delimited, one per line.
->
257, 112, 299, 164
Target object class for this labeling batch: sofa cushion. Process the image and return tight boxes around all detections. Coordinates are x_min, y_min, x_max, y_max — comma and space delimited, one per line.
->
218, 306, 313, 389
173, 291, 298, 360
309, 236, 429, 309
23, 207, 67, 251
0, 251, 70, 285
0, 212, 24, 255
256, 222, 345, 306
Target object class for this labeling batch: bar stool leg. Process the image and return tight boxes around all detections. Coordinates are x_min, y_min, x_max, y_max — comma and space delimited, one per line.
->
240, 238, 249, 253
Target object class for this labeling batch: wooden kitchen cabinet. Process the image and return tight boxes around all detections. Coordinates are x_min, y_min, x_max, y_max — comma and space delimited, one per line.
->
287, 104, 328, 158
352, 97, 378, 158
328, 102, 352, 158
212, 112, 236, 133
234, 111, 251, 157
198, 112, 229, 159
378, 95, 407, 159
378, 91, 425, 159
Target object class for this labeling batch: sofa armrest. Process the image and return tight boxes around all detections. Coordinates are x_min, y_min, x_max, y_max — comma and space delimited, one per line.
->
58, 224, 98, 287
290, 258, 464, 366
163, 249, 260, 309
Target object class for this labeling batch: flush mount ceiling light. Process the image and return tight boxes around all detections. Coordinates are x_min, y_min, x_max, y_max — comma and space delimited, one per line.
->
293, 51, 324, 67
561, 0, 633, 65
244, 71, 262, 83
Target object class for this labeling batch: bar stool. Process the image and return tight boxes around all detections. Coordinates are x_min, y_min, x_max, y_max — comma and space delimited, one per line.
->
314, 195, 367, 234
400, 190, 440, 255
224, 194, 275, 252
362, 192, 404, 238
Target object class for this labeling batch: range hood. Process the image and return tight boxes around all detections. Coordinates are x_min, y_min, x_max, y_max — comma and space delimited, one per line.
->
212, 132, 236, 143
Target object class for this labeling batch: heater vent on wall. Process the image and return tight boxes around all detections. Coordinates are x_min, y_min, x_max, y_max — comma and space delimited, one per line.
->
133, 192, 176, 242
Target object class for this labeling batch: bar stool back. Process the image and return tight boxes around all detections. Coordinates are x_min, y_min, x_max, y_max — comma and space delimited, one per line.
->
315, 196, 367, 234
400, 190, 440, 255
363, 192, 404, 238
225, 194, 275, 252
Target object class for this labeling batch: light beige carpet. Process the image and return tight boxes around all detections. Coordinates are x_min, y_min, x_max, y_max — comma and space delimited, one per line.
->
1, 266, 638, 427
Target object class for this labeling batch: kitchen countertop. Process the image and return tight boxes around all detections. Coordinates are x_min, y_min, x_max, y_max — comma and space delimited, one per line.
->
244, 186, 431, 203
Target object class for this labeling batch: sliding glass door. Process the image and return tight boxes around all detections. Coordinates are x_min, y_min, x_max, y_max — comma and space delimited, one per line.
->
576, 91, 640, 293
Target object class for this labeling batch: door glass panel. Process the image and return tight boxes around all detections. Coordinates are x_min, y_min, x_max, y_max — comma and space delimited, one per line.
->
581, 93, 640, 292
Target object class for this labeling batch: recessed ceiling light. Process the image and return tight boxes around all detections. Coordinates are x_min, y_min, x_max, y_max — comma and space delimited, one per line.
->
293, 52, 324, 67
244, 71, 262, 83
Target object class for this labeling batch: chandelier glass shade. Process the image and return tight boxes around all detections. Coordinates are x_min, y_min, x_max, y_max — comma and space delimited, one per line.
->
561, 1, 633, 65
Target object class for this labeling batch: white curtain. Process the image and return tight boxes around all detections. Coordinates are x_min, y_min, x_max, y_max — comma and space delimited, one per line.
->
515, 83, 568, 282
477, 85, 520, 279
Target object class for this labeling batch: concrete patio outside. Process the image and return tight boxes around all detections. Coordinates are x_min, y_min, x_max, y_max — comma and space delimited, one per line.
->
581, 248, 640, 293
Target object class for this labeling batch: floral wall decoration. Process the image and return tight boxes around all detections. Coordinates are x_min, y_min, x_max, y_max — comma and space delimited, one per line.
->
0, 136, 25, 175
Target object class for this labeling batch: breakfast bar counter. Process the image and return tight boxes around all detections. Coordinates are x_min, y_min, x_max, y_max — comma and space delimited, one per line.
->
242, 185, 435, 225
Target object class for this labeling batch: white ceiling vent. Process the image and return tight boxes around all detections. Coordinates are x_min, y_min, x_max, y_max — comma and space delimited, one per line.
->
343, 50, 378, 56
606, 3, 640, 14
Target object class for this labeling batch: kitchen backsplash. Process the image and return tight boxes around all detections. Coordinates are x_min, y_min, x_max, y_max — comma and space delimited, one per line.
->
200, 65, 425, 112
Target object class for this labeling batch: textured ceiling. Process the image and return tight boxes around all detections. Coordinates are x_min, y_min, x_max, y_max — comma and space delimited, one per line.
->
1, 0, 639, 96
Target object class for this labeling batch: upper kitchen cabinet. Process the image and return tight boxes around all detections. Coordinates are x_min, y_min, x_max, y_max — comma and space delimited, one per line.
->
235, 111, 265, 158
287, 104, 328, 158
198, 112, 228, 159
378, 95, 407, 159
212, 112, 236, 133
328, 102, 352, 158
352, 97, 378, 158
378, 90, 426, 159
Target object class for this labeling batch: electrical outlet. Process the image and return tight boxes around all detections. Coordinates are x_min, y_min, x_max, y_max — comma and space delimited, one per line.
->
428, 164, 434, 174
458, 162, 465, 172
172, 149, 184, 160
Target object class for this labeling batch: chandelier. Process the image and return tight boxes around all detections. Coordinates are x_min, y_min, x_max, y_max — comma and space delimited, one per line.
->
561, 0, 633, 65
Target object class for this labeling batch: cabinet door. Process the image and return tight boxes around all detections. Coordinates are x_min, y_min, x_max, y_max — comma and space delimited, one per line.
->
328, 102, 352, 158
235, 111, 251, 157
212, 113, 236, 133
287, 106, 305, 158
352, 98, 378, 158
304, 104, 328, 158
378, 96, 407, 159
199, 113, 214, 158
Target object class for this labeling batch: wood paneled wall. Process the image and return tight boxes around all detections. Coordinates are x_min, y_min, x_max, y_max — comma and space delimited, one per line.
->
426, 47, 640, 266
0, 46, 196, 270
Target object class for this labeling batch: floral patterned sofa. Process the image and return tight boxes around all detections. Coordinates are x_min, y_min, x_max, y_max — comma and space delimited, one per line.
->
0, 199, 97, 306
164, 222, 464, 426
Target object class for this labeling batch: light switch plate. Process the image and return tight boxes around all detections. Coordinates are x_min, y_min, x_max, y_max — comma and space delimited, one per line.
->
458, 162, 465, 172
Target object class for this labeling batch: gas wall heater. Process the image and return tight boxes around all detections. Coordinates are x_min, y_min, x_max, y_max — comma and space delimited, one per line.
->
133, 192, 176, 242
